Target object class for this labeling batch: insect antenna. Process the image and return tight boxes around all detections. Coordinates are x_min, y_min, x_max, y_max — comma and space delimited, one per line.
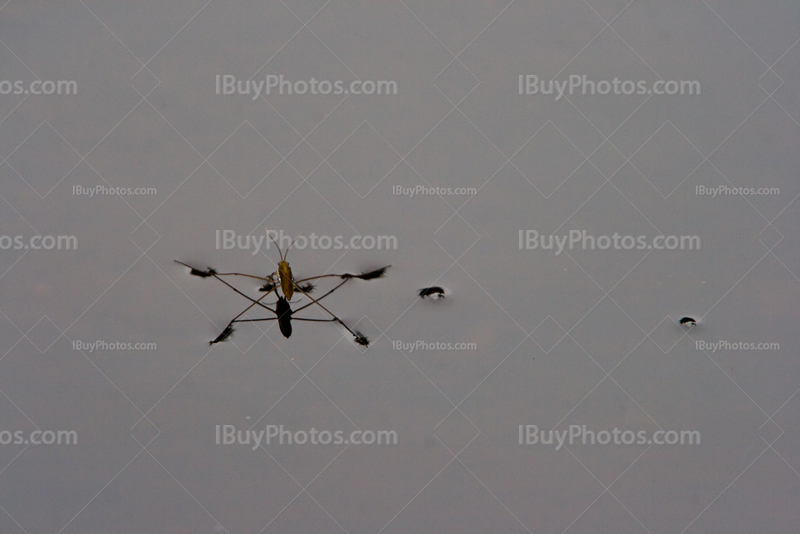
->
283, 233, 302, 262
268, 234, 285, 262
268, 232, 303, 262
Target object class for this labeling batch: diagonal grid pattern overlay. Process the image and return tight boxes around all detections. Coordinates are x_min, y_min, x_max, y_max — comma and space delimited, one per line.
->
0, 0, 798, 532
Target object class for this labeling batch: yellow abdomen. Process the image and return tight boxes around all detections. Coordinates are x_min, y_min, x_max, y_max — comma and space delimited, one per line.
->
278, 261, 294, 300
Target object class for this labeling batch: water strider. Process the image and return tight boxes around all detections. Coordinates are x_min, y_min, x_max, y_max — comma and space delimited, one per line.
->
176, 234, 390, 347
